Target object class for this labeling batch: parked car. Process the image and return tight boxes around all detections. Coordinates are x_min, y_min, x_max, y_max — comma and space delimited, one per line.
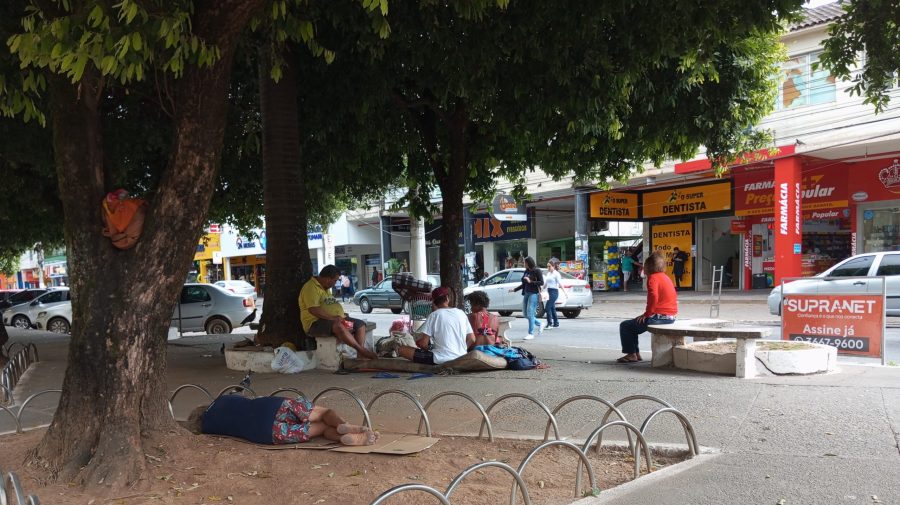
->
768, 251, 900, 316
213, 280, 258, 301
2, 287, 70, 329
35, 302, 72, 334
0, 290, 22, 305
463, 268, 593, 318
0, 288, 47, 311
353, 274, 441, 314
171, 283, 257, 334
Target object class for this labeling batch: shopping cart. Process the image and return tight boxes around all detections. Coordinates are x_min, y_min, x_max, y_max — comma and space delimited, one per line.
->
392, 273, 434, 321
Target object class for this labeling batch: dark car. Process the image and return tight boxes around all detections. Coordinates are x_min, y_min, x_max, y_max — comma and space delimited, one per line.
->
353, 275, 440, 314
0, 288, 47, 311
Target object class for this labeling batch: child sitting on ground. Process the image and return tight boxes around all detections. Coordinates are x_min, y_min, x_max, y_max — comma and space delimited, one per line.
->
187, 394, 379, 446
466, 291, 502, 347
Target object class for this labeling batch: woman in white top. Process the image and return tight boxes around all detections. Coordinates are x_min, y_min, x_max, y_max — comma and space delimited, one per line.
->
544, 258, 566, 329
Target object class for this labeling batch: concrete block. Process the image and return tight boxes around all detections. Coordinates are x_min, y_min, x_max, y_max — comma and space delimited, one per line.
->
756, 343, 836, 375
225, 348, 275, 373
651, 333, 683, 367
673, 343, 736, 375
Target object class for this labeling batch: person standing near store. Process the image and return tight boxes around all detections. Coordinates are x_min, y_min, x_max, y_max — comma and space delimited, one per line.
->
621, 250, 642, 293
340, 272, 351, 302
544, 258, 565, 329
617, 251, 677, 363
672, 247, 689, 290
510, 256, 544, 340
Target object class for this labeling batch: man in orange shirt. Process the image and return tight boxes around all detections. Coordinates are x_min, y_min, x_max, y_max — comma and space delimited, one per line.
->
617, 252, 677, 363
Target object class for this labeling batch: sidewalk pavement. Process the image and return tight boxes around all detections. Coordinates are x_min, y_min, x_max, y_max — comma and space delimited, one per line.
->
3, 328, 899, 504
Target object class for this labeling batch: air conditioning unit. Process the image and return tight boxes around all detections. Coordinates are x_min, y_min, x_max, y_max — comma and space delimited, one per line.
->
590, 220, 609, 233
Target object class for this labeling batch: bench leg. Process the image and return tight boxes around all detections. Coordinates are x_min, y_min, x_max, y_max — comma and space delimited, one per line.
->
651, 333, 683, 367
735, 338, 757, 379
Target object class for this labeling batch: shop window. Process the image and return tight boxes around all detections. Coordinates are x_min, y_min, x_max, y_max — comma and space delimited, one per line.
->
829, 256, 874, 277
778, 52, 836, 109
876, 254, 900, 276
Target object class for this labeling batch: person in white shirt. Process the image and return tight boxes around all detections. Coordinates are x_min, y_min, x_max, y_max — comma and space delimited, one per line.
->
543, 258, 566, 329
396, 287, 474, 365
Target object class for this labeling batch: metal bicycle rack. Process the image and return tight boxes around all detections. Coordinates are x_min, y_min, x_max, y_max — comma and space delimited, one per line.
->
1, 344, 39, 405
3, 383, 698, 505
1, 469, 41, 505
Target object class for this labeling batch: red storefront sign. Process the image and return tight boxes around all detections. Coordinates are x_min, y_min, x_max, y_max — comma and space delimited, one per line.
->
782, 293, 884, 359
730, 220, 748, 234
845, 158, 900, 202
733, 166, 849, 216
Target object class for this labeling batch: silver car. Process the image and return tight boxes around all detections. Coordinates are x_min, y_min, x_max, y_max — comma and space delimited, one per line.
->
35, 301, 73, 334
2, 287, 70, 329
172, 284, 257, 334
213, 280, 258, 301
463, 268, 593, 318
768, 251, 900, 316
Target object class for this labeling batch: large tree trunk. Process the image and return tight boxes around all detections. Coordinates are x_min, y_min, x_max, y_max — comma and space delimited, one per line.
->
27, 1, 264, 491
435, 104, 469, 308
255, 48, 313, 348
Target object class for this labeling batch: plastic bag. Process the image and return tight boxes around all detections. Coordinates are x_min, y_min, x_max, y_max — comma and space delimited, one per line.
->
271, 346, 314, 373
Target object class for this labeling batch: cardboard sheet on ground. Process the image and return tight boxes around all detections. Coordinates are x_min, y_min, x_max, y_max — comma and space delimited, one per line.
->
213, 433, 439, 455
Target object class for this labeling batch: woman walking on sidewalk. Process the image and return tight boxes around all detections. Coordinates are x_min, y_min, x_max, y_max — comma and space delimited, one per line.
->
617, 251, 677, 363
544, 258, 565, 330
511, 256, 544, 340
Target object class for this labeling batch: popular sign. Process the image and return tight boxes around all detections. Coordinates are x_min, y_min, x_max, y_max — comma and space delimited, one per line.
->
642, 181, 731, 219
734, 168, 848, 216
782, 292, 884, 359
589, 191, 639, 220
650, 222, 693, 289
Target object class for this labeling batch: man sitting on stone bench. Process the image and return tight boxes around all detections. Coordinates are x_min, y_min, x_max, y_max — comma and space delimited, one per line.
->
300, 265, 377, 360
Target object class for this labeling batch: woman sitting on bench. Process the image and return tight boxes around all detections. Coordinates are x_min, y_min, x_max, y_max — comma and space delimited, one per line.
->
617, 251, 677, 363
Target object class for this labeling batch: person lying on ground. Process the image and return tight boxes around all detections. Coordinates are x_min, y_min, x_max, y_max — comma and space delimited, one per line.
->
187, 394, 379, 446
466, 291, 502, 347
300, 264, 377, 359
390, 287, 474, 365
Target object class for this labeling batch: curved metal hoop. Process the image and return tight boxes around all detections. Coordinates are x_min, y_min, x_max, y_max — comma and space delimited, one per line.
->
367, 390, 431, 437
512, 440, 597, 505
582, 421, 653, 481
418, 391, 493, 442
15, 389, 62, 433
369, 483, 452, 505
0, 404, 22, 434
312, 388, 372, 428
639, 407, 699, 456
215, 385, 257, 399
268, 388, 308, 399
4, 471, 26, 505
444, 461, 531, 505
0, 383, 13, 405
26, 343, 39, 363
542, 395, 631, 443
478, 393, 559, 440
596, 395, 674, 450
4, 343, 25, 357
167, 384, 214, 419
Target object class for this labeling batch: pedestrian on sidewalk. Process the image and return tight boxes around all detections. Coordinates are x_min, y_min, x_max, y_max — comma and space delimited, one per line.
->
340, 273, 351, 302
621, 250, 642, 293
544, 258, 565, 329
617, 251, 677, 363
672, 247, 689, 290
510, 256, 544, 340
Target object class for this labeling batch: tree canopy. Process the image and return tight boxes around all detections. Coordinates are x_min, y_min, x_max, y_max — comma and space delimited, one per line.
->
819, 0, 900, 112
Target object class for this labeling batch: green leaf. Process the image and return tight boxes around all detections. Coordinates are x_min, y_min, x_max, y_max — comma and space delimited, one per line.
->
379, 0, 388, 16
131, 32, 142, 51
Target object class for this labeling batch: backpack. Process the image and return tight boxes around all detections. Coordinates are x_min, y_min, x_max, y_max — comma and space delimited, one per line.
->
505, 346, 538, 371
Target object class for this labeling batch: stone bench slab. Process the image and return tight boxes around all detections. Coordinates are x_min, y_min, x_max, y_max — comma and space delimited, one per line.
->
647, 319, 771, 379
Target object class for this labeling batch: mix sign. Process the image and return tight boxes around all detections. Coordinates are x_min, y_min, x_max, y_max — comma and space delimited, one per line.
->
781, 281, 885, 361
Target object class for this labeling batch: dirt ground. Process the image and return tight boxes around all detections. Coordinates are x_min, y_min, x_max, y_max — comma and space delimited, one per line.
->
2, 429, 687, 505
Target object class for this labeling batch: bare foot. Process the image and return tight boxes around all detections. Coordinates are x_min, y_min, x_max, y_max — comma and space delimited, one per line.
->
340, 429, 379, 446
337, 423, 368, 435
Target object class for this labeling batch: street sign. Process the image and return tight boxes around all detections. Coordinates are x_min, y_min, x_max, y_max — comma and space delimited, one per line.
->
781, 276, 886, 363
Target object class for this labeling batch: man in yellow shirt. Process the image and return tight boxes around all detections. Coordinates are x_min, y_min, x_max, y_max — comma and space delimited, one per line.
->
300, 265, 376, 359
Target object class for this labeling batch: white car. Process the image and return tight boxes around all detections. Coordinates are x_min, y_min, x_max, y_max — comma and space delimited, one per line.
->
464, 268, 593, 318
2, 287, 70, 329
768, 251, 900, 316
35, 302, 72, 334
213, 280, 258, 301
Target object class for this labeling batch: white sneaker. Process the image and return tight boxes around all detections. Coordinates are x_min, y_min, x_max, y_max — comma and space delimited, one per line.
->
524, 334, 535, 340
537, 323, 543, 335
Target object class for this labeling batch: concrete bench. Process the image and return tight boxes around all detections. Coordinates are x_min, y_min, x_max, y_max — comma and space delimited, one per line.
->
307, 320, 377, 370
647, 318, 771, 378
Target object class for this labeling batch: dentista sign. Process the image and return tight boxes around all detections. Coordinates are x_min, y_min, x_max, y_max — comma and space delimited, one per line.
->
642, 181, 731, 219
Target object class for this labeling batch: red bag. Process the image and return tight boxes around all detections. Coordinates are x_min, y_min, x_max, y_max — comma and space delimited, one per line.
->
102, 190, 147, 250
